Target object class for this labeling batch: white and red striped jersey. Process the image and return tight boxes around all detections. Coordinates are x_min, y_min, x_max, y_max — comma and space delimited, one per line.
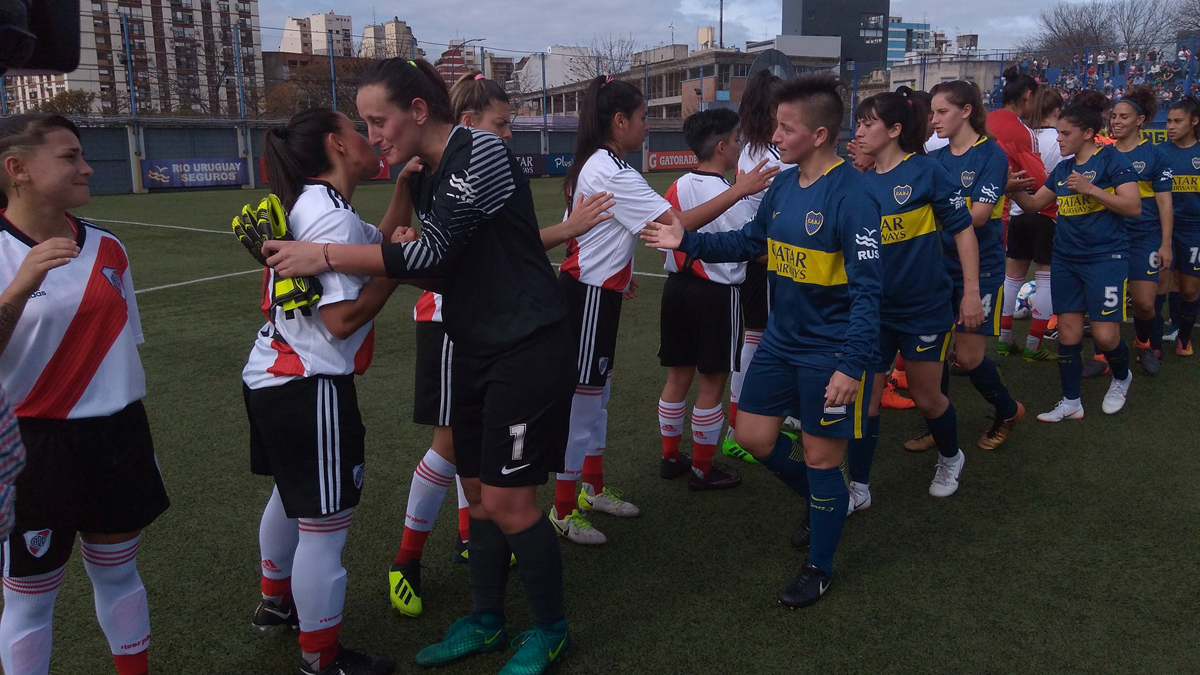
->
243, 181, 384, 390
662, 171, 754, 284
738, 144, 796, 215
560, 149, 672, 292
413, 291, 442, 323
0, 213, 146, 419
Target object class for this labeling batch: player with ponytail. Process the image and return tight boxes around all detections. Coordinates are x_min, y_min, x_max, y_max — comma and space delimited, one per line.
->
850, 88, 981, 508
918, 81, 1026, 452
1109, 86, 1173, 373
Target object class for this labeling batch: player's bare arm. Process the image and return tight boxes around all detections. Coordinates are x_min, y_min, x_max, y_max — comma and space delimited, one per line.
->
953, 228, 984, 330
640, 212, 685, 250
1155, 191, 1174, 269
0, 238, 79, 357
675, 159, 779, 232
540, 191, 616, 250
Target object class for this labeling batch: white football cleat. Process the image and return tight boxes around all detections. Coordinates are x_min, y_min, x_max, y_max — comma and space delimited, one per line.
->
929, 450, 965, 498
549, 507, 607, 545
847, 481, 872, 515
578, 484, 641, 517
1101, 371, 1132, 415
1036, 399, 1085, 423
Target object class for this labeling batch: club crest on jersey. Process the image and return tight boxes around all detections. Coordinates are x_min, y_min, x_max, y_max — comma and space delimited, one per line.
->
597, 357, 610, 374
1082, 170, 1097, 182
804, 211, 824, 235
960, 171, 976, 188
23, 529, 52, 558
353, 463, 364, 489
101, 267, 125, 300
1132, 161, 1146, 173
1192, 157, 1200, 170
893, 185, 913, 205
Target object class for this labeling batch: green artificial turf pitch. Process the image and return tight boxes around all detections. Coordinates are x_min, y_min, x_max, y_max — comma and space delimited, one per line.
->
17, 172, 1197, 674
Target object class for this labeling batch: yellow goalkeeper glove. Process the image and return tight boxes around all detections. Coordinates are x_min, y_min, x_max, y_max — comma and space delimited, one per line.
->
231, 194, 322, 316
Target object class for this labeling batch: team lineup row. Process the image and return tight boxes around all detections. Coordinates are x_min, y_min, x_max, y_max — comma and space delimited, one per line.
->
0, 57, 1197, 675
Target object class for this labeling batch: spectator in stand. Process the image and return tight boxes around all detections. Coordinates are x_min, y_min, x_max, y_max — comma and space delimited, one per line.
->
1097, 51, 1107, 78
1119, 49, 1128, 73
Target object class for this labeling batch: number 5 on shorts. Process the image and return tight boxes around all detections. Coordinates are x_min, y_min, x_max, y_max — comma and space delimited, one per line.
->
1104, 286, 1120, 308
509, 424, 527, 462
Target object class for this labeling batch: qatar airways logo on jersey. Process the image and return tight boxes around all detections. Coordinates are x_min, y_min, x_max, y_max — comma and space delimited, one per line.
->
1174, 175, 1200, 193
99, 267, 126, 299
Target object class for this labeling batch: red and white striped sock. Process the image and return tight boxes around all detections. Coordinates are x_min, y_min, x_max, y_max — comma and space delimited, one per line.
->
0, 566, 65, 675
690, 405, 725, 477
395, 449, 455, 565
81, 535, 151, 675
296, 510, 353, 669
658, 399, 686, 460
455, 475, 469, 543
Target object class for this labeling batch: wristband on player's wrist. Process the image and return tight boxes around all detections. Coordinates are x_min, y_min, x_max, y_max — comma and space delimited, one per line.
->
323, 243, 333, 272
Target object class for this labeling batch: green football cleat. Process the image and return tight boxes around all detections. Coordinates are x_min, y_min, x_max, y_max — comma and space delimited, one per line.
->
997, 340, 1018, 357
1022, 346, 1056, 362
414, 615, 508, 668
721, 436, 759, 464
498, 622, 569, 675
388, 561, 422, 618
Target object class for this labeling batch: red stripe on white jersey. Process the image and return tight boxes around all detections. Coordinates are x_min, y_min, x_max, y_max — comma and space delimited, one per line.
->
16, 237, 130, 418
413, 291, 443, 323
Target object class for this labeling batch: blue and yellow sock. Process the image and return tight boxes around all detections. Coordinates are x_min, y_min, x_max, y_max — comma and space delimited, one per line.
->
806, 465, 849, 576
1104, 338, 1130, 380
926, 401, 959, 458
759, 432, 808, 498
846, 416, 880, 484
1058, 342, 1084, 401
967, 357, 1018, 419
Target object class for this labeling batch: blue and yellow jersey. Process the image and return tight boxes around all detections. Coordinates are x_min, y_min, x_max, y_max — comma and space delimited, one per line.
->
678, 160, 883, 378
1159, 141, 1200, 230
863, 153, 973, 334
1045, 144, 1138, 261
1117, 139, 1173, 236
928, 135, 1008, 280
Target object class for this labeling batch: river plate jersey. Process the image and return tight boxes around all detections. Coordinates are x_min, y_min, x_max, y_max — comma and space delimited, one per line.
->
677, 160, 883, 378
929, 136, 1008, 278
864, 153, 973, 334
1045, 145, 1138, 261
1117, 139, 1173, 236
1159, 140, 1200, 230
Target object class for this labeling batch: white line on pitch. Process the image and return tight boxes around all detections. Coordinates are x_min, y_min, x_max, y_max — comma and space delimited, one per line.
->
90, 218, 227, 235
136, 269, 260, 294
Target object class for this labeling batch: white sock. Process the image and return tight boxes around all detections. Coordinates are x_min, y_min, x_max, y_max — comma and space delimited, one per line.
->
0, 567, 64, 675
406, 449, 456, 534
1001, 275, 1024, 342
586, 375, 611, 467
729, 331, 762, 418
81, 536, 151, 657
259, 486, 298, 595
657, 399, 686, 444
1064, 397, 1082, 409
690, 405, 724, 448
293, 510, 353, 633
557, 385, 603, 482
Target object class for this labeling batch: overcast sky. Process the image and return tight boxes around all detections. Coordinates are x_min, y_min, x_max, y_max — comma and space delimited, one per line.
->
255, 0, 1035, 57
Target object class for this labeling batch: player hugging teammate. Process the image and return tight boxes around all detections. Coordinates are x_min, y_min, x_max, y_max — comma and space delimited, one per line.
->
644, 73, 882, 609
239, 107, 406, 675
0, 115, 169, 675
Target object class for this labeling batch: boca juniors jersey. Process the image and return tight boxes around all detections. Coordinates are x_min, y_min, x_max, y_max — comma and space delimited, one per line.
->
663, 170, 755, 284
1045, 145, 1138, 261
1160, 140, 1200, 229
0, 214, 146, 419
929, 136, 1009, 279
863, 153, 973, 334
677, 160, 882, 378
243, 182, 383, 390
560, 149, 672, 292
1117, 139, 1173, 237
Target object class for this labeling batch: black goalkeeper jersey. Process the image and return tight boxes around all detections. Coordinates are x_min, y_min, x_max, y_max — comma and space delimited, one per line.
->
381, 125, 566, 354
